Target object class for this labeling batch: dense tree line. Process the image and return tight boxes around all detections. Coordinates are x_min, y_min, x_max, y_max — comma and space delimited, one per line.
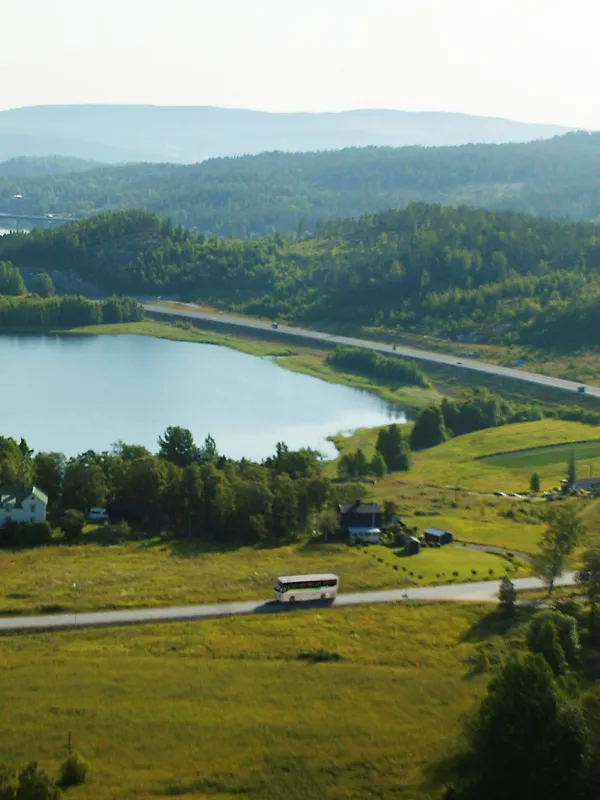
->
0, 155, 99, 178
326, 347, 429, 388
5, 204, 600, 346
0, 429, 333, 548
3, 132, 600, 235
0, 291, 143, 329
409, 388, 550, 452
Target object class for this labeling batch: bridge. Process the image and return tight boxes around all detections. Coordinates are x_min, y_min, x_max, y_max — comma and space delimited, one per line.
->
0, 212, 78, 231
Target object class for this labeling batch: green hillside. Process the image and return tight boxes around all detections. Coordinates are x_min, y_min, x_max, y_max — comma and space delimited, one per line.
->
1, 132, 600, 234
3, 203, 600, 347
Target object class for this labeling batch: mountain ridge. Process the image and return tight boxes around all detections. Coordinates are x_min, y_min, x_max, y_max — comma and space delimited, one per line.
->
0, 104, 579, 164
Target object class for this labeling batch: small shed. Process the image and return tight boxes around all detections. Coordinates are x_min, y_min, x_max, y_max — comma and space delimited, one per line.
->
424, 527, 453, 546
348, 526, 381, 544
404, 536, 421, 555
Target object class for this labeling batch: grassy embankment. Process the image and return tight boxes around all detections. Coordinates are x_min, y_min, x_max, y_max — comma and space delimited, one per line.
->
0, 537, 523, 617
0, 602, 518, 800
155, 299, 600, 392
362, 324, 600, 389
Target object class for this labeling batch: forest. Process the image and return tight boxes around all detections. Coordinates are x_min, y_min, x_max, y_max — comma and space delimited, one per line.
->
0, 429, 335, 549
2, 132, 600, 235
4, 204, 600, 347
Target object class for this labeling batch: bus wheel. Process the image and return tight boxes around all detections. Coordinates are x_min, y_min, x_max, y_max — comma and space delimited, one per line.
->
289, 596, 295, 603
320, 593, 326, 600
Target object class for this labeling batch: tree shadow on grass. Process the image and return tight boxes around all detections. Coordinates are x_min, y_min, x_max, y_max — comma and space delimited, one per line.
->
460, 606, 535, 643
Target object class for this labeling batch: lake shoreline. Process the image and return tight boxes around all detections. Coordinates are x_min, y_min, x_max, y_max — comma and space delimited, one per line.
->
0, 326, 406, 459
7, 319, 435, 412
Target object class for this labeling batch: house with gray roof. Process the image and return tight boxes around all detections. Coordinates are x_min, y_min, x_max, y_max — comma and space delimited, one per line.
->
0, 486, 48, 528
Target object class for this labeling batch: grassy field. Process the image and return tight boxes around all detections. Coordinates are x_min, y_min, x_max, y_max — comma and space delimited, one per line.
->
0, 538, 519, 617
481, 439, 600, 471
0, 602, 517, 800
332, 420, 600, 554
334, 420, 600, 493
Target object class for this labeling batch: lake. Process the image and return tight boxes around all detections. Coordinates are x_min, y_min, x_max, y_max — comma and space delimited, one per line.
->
1, 334, 405, 460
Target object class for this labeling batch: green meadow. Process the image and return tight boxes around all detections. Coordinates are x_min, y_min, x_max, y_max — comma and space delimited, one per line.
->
0, 602, 511, 800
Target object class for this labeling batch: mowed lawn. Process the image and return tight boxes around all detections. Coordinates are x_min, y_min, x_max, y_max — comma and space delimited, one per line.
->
0, 603, 502, 800
481, 439, 600, 471
0, 539, 513, 616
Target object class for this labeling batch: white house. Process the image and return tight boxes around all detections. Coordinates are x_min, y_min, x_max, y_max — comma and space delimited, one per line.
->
0, 486, 48, 528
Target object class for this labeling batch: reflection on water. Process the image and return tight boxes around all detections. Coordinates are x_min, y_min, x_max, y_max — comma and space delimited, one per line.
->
0, 334, 406, 460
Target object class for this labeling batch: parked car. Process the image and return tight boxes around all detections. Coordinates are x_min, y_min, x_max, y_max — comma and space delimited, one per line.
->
271, 322, 279, 329
88, 507, 109, 521
493, 491, 507, 497
578, 385, 586, 393
508, 493, 524, 498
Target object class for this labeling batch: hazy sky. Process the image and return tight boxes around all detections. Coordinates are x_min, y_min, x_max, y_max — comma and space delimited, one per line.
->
3, 0, 599, 127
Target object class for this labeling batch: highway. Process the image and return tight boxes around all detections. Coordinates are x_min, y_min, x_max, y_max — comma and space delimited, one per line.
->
143, 302, 600, 399
0, 572, 577, 634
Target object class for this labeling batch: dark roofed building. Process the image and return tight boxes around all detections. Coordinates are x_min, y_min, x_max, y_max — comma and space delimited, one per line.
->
424, 527, 453, 545
562, 477, 600, 493
338, 500, 383, 531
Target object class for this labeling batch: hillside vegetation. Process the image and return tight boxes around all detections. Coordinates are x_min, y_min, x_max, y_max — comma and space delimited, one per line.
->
0, 155, 99, 178
1, 132, 600, 234
4, 204, 600, 347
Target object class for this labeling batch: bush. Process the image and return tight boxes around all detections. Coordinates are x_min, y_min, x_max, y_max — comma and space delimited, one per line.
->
57, 509, 85, 543
553, 599, 584, 621
16, 762, 60, 800
393, 565, 399, 570
58, 753, 90, 788
0, 520, 52, 548
527, 610, 580, 669
453, 571, 459, 577
471, 569, 478, 575
297, 650, 342, 663
101, 520, 132, 544
489, 569, 494, 575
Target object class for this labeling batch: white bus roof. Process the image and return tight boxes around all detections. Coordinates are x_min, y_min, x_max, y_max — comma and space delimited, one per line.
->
276, 573, 338, 583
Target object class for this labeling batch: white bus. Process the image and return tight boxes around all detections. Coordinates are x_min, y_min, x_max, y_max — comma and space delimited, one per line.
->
274, 573, 338, 603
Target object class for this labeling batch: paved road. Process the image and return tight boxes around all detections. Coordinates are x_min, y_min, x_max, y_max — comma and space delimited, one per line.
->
143, 302, 600, 399
0, 572, 577, 634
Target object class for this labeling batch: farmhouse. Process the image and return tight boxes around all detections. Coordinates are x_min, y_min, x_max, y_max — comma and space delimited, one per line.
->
424, 527, 453, 546
338, 500, 383, 544
562, 477, 600, 493
0, 486, 48, 528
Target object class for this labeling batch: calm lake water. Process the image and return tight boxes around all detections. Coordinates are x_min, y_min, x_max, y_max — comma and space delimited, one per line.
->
1, 334, 405, 460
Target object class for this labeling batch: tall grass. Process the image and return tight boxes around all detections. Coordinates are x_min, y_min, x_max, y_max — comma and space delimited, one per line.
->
0, 603, 505, 799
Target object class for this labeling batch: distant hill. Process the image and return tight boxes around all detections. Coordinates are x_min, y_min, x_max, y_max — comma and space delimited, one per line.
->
1, 132, 600, 234
0, 104, 577, 164
0, 155, 101, 178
